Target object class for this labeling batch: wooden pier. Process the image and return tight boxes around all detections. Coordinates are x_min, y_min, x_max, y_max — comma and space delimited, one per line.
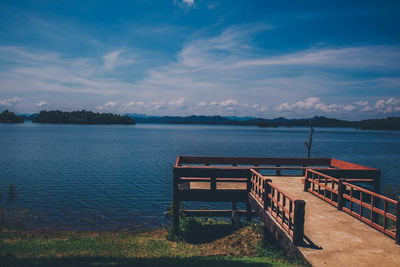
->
173, 156, 400, 266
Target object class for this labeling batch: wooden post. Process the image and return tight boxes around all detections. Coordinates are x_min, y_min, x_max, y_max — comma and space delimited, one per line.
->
210, 175, 216, 191
373, 171, 381, 224
276, 165, 281, 176
264, 179, 272, 210
337, 179, 345, 211
303, 172, 310, 192
303, 176, 310, 192
246, 171, 252, 222
396, 200, 400, 245
232, 202, 239, 228
173, 168, 180, 233
293, 200, 305, 245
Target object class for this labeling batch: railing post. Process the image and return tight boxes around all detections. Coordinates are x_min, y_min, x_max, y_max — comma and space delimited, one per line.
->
210, 175, 216, 191
263, 179, 272, 211
172, 168, 180, 233
276, 165, 281, 176
396, 200, 400, 245
246, 171, 252, 222
293, 200, 305, 245
303, 171, 310, 192
337, 178, 345, 211
232, 202, 240, 228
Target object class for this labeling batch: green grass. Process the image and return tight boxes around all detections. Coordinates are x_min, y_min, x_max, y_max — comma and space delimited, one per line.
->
0, 223, 305, 267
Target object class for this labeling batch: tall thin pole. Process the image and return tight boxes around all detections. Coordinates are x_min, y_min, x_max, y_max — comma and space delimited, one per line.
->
305, 120, 314, 158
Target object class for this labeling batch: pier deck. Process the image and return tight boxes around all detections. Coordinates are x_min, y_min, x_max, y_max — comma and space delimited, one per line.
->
173, 156, 400, 266
269, 176, 400, 267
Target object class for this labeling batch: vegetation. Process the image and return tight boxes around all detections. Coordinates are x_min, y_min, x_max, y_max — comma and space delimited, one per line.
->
0, 199, 304, 266
355, 117, 400, 130
0, 223, 304, 267
134, 115, 400, 130
0, 110, 24, 123
33, 110, 135, 125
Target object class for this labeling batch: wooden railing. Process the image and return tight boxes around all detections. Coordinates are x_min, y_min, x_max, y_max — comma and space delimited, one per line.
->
250, 169, 305, 244
304, 169, 341, 207
342, 182, 398, 239
304, 169, 400, 243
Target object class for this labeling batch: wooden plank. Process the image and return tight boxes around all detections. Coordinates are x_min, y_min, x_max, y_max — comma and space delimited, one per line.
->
174, 167, 251, 178
177, 156, 332, 166
330, 158, 376, 170
183, 209, 256, 217
318, 169, 380, 182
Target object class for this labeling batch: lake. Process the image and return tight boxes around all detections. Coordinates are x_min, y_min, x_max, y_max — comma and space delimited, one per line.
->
1, 122, 399, 230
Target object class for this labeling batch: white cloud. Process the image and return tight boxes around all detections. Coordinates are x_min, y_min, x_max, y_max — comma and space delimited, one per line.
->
219, 99, 238, 107
0, 97, 21, 106
103, 50, 134, 70
0, 46, 134, 96
104, 101, 117, 108
183, 0, 194, 6
0, 23, 399, 118
373, 98, 400, 113
36, 101, 47, 107
274, 97, 400, 116
210, 101, 218, 106
124, 102, 136, 107
96, 101, 118, 110
169, 97, 186, 107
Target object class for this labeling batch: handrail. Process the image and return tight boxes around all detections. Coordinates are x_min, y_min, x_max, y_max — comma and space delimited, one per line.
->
342, 182, 397, 204
304, 169, 399, 242
304, 169, 340, 207
342, 181, 398, 239
250, 169, 305, 244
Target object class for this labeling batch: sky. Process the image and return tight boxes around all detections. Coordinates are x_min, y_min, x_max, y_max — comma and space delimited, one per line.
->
0, 0, 399, 119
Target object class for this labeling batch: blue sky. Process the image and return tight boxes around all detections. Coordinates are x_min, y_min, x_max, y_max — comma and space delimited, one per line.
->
0, 0, 399, 119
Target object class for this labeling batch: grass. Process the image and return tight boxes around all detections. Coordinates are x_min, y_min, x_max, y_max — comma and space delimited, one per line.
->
0, 222, 305, 267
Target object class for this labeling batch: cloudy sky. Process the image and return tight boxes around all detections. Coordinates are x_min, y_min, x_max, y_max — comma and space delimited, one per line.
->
0, 0, 399, 119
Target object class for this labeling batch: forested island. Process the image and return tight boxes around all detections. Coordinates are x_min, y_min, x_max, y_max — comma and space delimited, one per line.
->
133, 115, 400, 130
356, 117, 400, 130
33, 110, 136, 124
2, 109, 399, 130
0, 110, 24, 123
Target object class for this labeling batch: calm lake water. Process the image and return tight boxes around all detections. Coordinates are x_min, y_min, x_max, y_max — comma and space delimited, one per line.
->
1, 122, 400, 230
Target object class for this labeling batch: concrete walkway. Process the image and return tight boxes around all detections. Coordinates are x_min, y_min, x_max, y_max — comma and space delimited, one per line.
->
269, 176, 400, 267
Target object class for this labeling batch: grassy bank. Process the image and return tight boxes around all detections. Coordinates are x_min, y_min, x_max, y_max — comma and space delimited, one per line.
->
0, 223, 305, 267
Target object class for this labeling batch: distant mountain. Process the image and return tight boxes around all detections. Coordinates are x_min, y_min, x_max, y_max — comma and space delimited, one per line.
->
355, 117, 400, 130
8, 110, 400, 130
19, 113, 38, 120
132, 115, 400, 130
0, 110, 24, 123
33, 110, 136, 125
132, 115, 350, 127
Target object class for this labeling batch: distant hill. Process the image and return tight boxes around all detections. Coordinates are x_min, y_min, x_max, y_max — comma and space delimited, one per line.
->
0, 110, 24, 123
133, 115, 351, 127
355, 117, 400, 130
19, 113, 38, 121
13, 110, 400, 130
33, 110, 136, 125
132, 115, 400, 130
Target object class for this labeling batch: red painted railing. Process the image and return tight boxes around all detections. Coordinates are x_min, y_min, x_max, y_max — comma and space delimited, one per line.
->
305, 169, 340, 207
250, 169, 305, 244
304, 169, 399, 242
342, 182, 397, 239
